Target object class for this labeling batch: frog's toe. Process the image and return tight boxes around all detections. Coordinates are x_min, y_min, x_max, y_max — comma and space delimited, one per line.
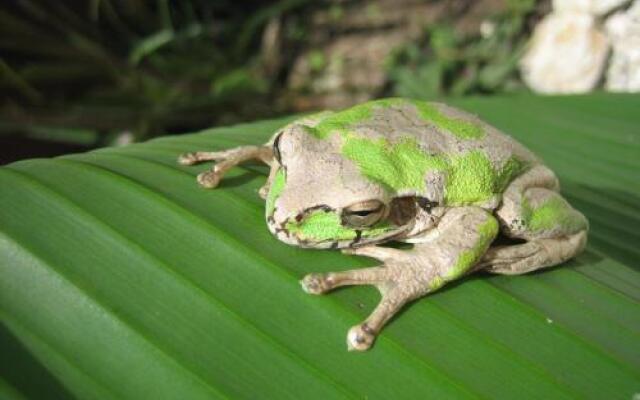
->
300, 273, 330, 294
178, 152, 199, 165
300, 266, 389, 295
347, 323, 376, 351
197, 171, 221, 189
258, 184, 269, 199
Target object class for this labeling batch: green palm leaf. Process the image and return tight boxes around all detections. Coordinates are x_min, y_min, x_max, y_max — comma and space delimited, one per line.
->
1, 93, 639, 399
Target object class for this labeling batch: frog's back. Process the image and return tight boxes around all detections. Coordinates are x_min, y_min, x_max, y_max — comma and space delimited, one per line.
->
303, 98, 541, 207
349, 99, 538, 163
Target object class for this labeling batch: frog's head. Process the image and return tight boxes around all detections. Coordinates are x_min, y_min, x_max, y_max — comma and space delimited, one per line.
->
265, 124, 417, 249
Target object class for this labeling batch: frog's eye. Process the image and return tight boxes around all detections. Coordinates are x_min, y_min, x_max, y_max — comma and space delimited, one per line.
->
341, 200, 386, 228
273, 132, 283, 163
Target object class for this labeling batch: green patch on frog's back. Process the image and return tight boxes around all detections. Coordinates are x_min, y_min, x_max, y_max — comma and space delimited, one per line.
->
444, 151, 495, 205
495, 157, 527, 193
341, 135, 528, 205
305, 98, 485, 141
342, 136, 448, 193
444, 151, 528, 205
309, 98, 406, 139
410, 101, 485, 140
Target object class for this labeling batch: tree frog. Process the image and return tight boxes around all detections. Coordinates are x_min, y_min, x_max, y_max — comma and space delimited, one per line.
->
178, 98, 588, 351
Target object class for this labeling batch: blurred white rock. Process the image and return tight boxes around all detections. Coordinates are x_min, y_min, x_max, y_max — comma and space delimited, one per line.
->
553, 0, 630, 16
520, 13, 610, 94
605, 0, 640, 91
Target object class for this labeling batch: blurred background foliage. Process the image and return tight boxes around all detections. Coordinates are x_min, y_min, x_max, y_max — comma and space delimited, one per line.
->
387, 0, 539, 97
0, 0, 546, 163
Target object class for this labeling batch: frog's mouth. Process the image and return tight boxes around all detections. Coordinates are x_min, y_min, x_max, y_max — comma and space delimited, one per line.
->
267, 207, 412, 249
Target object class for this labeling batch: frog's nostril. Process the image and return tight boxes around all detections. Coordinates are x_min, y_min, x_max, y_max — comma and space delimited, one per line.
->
295, 213, 304, 222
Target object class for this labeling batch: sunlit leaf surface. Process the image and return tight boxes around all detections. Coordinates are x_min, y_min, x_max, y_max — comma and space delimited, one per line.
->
1, 94, 639, 399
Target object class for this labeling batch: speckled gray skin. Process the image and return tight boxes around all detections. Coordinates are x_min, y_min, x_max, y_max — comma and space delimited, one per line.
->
179, 99, 588, 351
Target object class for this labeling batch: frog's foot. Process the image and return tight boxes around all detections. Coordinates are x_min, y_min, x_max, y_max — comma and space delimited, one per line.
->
301, 266, 410, 352
345, 285, 414, 351
343, 246, 425, 351
178, 146, 273, 189
301, 246, 422, 351
477, 231, 587, 275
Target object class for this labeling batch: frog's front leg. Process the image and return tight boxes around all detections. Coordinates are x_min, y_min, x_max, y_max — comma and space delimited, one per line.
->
301, 207, 499, 351
178, 146, 273, 189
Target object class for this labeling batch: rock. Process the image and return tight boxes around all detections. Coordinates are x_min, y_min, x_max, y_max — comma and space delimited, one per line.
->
519, 12, 609, 94
553, 0, 630, 16
605, 0, 640, 92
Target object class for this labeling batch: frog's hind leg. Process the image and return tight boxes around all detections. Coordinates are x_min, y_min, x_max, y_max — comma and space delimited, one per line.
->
178, 146, 273, 189
478, 165, 588, 274
479, 232, 587, 274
